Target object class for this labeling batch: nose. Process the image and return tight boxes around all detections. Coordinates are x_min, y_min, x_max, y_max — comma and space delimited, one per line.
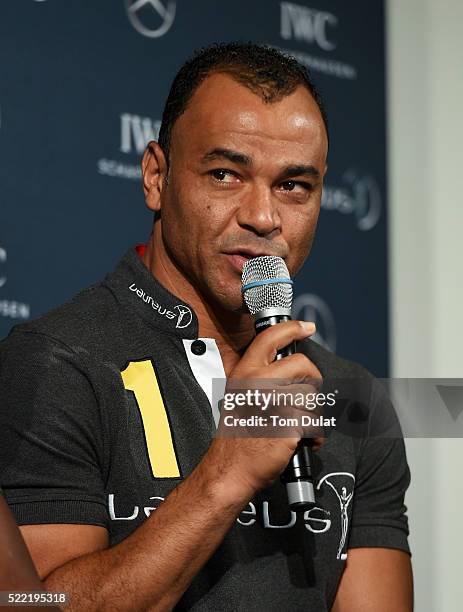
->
236, 183, 282, 237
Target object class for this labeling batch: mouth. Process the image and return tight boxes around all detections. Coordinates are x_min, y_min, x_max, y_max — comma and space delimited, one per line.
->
222, 249, 285, 274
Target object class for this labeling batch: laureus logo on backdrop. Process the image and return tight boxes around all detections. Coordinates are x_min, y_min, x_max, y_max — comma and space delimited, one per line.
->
322, 170, 382, 231
97, 113, 161, 180
0, 248, 31, 321
125, 0, 176, 38
292, 293, 337, 352
279, 1, 357, 80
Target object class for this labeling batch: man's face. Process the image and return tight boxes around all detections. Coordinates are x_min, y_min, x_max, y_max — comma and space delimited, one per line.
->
159, 72, 328, 312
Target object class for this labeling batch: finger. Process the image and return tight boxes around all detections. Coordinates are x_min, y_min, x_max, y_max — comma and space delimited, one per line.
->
242, 320, 316, 367
265, 352, 323, 384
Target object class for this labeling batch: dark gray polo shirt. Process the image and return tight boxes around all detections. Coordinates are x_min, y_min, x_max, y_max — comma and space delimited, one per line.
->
0, 248, 410, 610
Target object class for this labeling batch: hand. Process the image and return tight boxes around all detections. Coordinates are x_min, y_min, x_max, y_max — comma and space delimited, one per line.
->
201, 321, 323, 503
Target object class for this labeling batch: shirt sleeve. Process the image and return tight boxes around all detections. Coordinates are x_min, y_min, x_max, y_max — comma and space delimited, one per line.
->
0, 330, 109, 528
347, 377, 411, 555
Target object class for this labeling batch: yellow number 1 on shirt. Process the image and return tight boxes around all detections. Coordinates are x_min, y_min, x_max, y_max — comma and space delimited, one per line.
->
121, 360, 180, 478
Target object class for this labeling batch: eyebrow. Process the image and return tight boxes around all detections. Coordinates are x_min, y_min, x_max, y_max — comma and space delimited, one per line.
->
201, 148, 252, 166
201, 148, 320, 181
279, 165, 320, 181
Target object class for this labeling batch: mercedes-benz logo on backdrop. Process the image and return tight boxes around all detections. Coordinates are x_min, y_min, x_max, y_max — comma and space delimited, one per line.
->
0, 248, 7, 289
292, 293, 337, 352
125, 0, 176, 38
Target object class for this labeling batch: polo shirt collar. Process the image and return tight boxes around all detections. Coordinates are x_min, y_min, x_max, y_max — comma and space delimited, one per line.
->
104, 248, 199, 339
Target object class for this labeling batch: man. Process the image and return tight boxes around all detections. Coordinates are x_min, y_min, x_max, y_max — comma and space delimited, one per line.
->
0, 489, 60, 610
0, 43, 412, 610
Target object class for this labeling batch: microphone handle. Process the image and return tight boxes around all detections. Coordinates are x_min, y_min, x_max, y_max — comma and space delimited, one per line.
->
254, 314, 316, 511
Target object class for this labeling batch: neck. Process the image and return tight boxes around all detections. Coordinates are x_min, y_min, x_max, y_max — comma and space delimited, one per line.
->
141, 225, 255, 375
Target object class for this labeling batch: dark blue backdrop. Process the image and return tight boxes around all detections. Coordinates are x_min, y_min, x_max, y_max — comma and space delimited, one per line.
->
0, 0, 388, 375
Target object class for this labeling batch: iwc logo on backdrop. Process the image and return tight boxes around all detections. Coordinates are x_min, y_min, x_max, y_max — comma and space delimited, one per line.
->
322, 170, 382, 231
97, 113, 161, 180
279, 1, 357, 79
280, 1, 338, 51
0, 247, 31, 321
292, 293, 336, 352
125, 0, 176, 38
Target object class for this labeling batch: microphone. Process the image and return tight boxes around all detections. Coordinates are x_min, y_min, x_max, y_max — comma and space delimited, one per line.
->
241, 256, 316, 511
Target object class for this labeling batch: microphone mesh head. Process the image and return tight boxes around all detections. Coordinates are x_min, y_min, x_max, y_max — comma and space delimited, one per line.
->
241, 256, 293, 315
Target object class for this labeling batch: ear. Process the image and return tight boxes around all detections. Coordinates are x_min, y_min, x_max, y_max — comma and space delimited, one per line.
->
320, 163, 328, 182
141, 141, 168, 213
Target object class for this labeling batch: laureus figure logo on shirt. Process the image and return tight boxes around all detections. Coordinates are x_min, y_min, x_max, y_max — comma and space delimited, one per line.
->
317, 472, 355, 560
128, 284, 192, 329
174, 304, 192, 329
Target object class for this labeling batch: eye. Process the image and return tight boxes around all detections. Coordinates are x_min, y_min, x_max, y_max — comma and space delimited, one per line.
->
210, 169, 237, 183
280, 180, 311, 192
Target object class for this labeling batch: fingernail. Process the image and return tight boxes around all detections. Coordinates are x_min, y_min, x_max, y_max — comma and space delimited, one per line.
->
301, 321, 316, 333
